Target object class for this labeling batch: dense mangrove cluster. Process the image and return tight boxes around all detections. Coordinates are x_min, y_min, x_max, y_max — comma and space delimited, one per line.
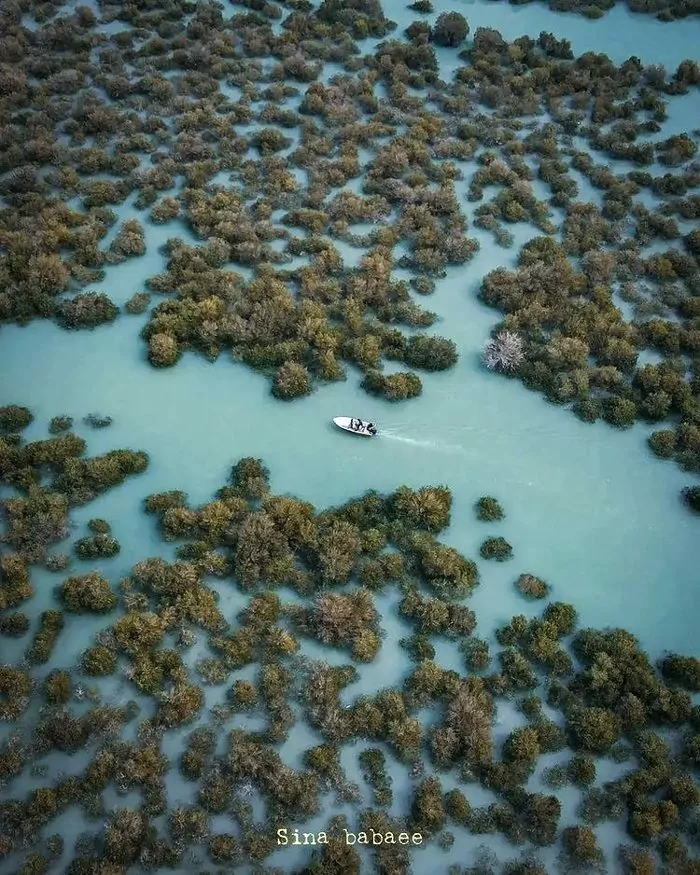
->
0, 0, 698, 476
1, 0, 699, 865
1, 405, 699, 873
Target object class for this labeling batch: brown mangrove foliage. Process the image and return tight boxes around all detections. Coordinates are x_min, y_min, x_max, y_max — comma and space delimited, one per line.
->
0, 0, 697, 498
0, 0, 698, 502
1, 409, 699, 871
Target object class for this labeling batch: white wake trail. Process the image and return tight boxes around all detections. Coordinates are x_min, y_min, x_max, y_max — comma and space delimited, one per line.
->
380, 431, 466, 454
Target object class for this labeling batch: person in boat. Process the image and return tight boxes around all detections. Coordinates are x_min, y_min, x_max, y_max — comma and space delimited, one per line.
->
353, 418, 362, 431
367, 422, 376, 435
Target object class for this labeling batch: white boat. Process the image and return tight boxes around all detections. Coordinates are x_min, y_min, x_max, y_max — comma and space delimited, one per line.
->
333, 416, 378, 437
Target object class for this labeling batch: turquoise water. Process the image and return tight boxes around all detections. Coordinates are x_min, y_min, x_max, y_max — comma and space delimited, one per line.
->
2, 1, 699, 872
419, 0, 698, 66
2, 200, 696, 659
3, 235, 698, 651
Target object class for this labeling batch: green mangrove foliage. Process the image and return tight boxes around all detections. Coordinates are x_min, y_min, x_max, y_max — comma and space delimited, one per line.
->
0, 0, 698, 864
516, 573, 550, 600
479, 231, 700, 509
480, 536, 514, 561
0, 438, 698, 870
0, 0, 697, 514
142, 238, 461, 399
475, 495, 505, 522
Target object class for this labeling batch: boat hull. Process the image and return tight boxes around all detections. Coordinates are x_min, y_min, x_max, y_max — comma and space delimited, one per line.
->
333, 416, 377, 437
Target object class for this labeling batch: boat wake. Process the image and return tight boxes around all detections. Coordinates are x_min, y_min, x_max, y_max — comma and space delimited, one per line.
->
380, 431, 466, 455
379, 417, 608, 456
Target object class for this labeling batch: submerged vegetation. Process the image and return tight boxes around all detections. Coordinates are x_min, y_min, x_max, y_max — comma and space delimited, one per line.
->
0, 408, 698, 871
485, 0, 699, 22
